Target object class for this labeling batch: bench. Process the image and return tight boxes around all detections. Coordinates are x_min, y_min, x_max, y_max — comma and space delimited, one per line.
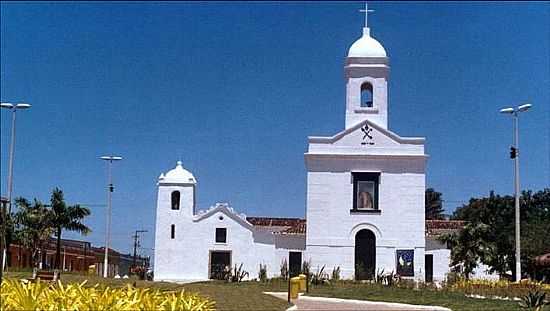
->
30, 269, 59, 283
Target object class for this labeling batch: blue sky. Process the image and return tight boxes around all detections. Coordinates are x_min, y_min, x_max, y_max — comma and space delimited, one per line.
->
1, 2, 549, 257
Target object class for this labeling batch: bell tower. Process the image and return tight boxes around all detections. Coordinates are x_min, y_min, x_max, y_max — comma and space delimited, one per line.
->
154, 161, 197, 281
345, 3, 389, 130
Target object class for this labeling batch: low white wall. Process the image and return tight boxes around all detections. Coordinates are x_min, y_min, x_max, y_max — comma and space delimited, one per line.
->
426, 249, 450, 283
471, 263, 500, 281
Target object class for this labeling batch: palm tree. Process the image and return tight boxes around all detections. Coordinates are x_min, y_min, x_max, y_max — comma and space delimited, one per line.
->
14, 197, 53, 268
50, 188, 91, 270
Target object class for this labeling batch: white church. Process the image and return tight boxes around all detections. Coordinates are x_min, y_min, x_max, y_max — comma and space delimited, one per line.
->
154, 12, 456, 283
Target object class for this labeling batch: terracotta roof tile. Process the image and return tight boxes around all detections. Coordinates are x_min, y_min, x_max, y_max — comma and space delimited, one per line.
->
246, 218, 465, 237
246, 217, 305, 227
246, 217, 307, 235
425, 220, 465, 237
277, 222, 306, 235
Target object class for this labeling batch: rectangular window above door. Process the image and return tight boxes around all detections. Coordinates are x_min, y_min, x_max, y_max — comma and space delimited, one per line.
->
351, 172, 381, 214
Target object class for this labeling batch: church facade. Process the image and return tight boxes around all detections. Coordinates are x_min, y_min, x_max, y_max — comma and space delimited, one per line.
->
154, 20, 451, 283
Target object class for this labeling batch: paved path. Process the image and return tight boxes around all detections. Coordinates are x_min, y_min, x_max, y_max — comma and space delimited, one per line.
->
264, 292, 451, 311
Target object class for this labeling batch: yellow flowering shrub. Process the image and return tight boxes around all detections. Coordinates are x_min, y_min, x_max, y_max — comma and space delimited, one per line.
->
0, 279, 215, 311
450, 278, 550, 298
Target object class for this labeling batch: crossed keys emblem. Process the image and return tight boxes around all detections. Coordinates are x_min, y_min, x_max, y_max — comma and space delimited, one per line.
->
361, 123, 374, 145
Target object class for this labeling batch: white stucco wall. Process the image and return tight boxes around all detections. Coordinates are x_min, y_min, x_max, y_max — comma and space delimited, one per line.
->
305, 86, 427, 281
154, 188, 306, 282
426, 249, 451, 283
471, 263, 500, 281
345, 57, 389, 130
425, 241, 500, 283
154, 184, 195, 281
305, 162, 426, 280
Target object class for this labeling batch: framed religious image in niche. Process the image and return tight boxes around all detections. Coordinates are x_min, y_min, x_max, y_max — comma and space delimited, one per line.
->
351, 172, 380, 213
396, 249, 414, 277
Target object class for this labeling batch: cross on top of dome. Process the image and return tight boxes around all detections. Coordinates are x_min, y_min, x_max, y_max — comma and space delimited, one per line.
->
359, 2, 374, 30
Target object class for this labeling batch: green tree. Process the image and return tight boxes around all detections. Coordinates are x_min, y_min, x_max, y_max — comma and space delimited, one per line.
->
0, 205, 14, 282
3, 212, 15, 263
49, 188, 91, 269
425, 188, 445, 220
438, 222, 491, 279
452, 189, 550, 280
13, 198, 53, 268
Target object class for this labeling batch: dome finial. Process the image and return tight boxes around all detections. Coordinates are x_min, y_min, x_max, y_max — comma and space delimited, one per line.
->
159, 160, 196, 185
348, 1, 386, 58
359, 2, 374, 36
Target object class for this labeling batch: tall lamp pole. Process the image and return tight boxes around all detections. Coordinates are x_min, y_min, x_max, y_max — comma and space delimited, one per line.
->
1, 102, 31, 283
100, 155, 122, 278
500, 103, 532, 282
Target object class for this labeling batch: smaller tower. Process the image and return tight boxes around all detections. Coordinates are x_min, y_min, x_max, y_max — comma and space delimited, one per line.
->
345, 3, 390, 129
154, 161, 196, 280
156, 160, 197, 218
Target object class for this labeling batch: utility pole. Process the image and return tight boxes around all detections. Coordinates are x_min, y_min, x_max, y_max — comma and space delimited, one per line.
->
132, 230, 147, 267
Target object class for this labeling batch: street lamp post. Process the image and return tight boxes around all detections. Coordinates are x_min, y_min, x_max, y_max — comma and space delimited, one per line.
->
100, 155, 122, 278
1, 102, 31, 283
500, 103, 532, 282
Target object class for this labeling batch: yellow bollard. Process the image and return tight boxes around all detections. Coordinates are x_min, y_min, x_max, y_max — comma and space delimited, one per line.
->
290, 277, 300, 299
298, 274, 306, 291
88, 265, 96, 275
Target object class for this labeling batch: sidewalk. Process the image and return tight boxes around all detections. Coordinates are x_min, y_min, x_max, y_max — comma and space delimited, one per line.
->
264, 292, 451, 311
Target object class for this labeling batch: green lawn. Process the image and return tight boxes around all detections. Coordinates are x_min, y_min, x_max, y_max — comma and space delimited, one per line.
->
305, 281, 521, 311
3, 271, 291, 311
3, 271, 525, 311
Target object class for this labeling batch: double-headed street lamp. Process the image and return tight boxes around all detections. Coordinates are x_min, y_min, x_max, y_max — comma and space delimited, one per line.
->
500, 103, 532, 282
100, 155, 122, 278
1, 103, 31, 214
1, 102, 31, 282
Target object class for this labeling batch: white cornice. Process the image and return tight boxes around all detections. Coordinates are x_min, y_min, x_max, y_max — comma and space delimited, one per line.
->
304, 153, 429, 160
193, 203, 254, 231
308, 119, 425, 145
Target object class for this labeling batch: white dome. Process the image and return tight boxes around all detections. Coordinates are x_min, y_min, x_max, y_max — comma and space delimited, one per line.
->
347, 28, 387, 58
158, 161, 196, 184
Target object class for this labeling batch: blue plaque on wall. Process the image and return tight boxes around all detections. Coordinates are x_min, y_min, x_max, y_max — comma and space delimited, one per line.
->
396, 249, 414, 277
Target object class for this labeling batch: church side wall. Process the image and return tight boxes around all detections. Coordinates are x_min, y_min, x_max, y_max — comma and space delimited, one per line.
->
156, 207, 293, 282
193, 212, 262, 280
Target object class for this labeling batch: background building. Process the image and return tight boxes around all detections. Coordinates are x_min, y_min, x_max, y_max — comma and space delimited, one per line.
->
6, 238, 148, 277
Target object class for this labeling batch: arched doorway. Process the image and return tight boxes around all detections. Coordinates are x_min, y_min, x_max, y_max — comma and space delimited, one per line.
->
355, 229, 376, 280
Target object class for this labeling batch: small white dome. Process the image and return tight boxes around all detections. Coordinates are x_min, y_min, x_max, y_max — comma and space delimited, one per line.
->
159, 161, 196, 184
347, 28, 387, 58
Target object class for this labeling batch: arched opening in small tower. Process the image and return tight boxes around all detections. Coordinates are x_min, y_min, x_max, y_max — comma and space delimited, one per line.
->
360, 83, 373, 108
171, 191, 180, 210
